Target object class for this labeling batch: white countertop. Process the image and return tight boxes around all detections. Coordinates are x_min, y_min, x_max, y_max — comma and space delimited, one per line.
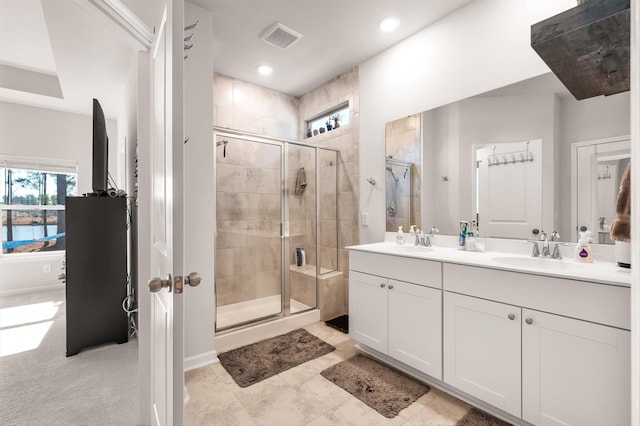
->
347, 242, 630, 287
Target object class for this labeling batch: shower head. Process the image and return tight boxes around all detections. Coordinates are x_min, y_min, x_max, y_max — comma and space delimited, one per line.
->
216, 140, 228, 157
386, 166, 399, 182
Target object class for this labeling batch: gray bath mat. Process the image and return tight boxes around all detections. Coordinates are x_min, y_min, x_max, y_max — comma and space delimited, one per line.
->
320, 353, 430, 418
456, 407, 512, 426
218, 328, 335, 387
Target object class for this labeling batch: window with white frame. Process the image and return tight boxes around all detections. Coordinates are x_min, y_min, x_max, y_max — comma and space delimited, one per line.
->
1, 156, 78, 255
305, 103, 350, 138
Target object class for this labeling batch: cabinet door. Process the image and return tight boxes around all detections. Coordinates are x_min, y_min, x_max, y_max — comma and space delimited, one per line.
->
388, 279, 442, 379
444, 292, 521, 418
522, 309, 630, 426
349, 271, 388, 353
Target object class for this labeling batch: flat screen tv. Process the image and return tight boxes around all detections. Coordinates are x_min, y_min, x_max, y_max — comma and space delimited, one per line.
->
92, 98, 108, 195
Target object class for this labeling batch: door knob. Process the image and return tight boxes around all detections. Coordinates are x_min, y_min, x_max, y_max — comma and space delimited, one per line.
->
380, 283, 386, 288
185, 272, 201, 287
173, 272, 202, 294
508, 313, 516, 320
388, 284, 394, 290
148, 274, 172, 293
525, 318, 533, 325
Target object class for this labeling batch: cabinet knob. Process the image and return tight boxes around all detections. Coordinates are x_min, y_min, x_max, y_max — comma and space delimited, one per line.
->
380, 283, 386, 288
508, 313, 516, 320
388, 284, 394, 290
525, 318, 533, 325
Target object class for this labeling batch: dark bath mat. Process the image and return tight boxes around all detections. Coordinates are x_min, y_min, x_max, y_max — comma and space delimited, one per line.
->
320, 353, 430, 418
218, 328, 335, 387
325, 314, 349, 334
456, 407, 513, 426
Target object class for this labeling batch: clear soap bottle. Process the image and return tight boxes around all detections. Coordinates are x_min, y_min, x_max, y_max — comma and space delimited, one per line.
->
396, 226, 405, 245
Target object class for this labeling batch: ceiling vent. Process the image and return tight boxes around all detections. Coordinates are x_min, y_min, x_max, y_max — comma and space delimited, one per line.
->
260, 23, 303, 49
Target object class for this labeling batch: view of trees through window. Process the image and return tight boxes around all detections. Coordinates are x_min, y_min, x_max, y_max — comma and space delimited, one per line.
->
1, 167, 77, 254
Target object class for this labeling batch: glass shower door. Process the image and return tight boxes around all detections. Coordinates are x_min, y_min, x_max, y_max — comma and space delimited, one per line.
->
215, 136, 283, 330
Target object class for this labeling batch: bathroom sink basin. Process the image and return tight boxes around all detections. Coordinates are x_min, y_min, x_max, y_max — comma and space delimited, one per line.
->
491, 256, 580, 270
387, 245, 432, 253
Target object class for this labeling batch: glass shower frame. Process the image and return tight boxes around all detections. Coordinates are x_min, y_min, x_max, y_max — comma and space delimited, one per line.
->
213, 128, 339, 333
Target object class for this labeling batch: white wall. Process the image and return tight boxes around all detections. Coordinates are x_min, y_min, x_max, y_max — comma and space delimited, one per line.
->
0, 101, 118, 294
358, 0, 575, 243
183, 2, 216, 370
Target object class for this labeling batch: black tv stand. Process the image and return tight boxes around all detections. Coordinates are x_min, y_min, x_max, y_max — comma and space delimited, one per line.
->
65, 196, 128, 356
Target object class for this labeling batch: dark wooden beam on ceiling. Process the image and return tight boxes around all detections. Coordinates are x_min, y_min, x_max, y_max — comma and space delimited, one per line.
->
531, 0, 630, 101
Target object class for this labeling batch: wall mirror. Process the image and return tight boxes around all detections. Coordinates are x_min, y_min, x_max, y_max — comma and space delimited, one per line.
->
384, 114, 421, 232
387, 72, 630, 242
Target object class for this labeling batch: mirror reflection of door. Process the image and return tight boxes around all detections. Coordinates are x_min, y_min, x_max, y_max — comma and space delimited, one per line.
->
476, 140, 542, 239
575, 139, 630, 244
385, 114, 421, 232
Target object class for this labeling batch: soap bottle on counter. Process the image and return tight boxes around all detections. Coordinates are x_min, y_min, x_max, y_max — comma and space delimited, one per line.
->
575, 230, 593, 263
396, 226, 405, 245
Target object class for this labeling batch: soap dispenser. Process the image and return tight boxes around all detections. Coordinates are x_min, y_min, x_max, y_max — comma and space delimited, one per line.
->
575, 230, 593, 263
396, 226, 405, 245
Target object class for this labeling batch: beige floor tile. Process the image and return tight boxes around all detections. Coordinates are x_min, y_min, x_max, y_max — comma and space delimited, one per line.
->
277, 348, 350, 386
304, 414, 334, 425
207, 408, 258, 426
244, 386, 330, 426
231, 373, 291, 408
404, 388, 470, 426
323, 396, 408, 426
293, 374, 352, 412
186, 323, 473, 426
304, 322, 352, 346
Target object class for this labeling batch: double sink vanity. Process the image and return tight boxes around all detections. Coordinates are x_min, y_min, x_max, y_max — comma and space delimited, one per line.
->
347, 237, 630, 426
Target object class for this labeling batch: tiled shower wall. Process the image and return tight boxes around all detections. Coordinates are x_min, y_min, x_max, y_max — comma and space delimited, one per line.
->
215, 138, 282, 306
298, 68, 360, 315
213, 69, 360, 314
214, 75, 299, 306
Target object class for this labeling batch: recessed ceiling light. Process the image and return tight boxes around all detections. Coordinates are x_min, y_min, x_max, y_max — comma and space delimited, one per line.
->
379, 17, 400, 33
256, 64, 273, 76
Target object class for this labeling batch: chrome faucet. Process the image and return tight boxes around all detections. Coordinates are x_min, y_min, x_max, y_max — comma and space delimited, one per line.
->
540, 231, 561, 258
540, 231, 550, 257
414, 226, 438, 247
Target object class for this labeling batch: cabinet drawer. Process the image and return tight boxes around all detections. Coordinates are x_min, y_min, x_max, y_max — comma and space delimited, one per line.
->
443, 263, 629, 329
350, 251, 441, 289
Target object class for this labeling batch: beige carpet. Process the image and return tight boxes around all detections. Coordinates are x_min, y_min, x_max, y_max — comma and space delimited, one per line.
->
218, 328, 335, 387
320, 353, 430, 418
0, 288, 138, 425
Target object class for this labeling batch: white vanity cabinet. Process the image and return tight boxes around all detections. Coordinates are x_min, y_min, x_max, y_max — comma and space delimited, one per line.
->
443, 292, 522, 418
349, 251, 442, 379
444, 263, 631, 426
521, 309, 630, 426
349, 270, 389, 353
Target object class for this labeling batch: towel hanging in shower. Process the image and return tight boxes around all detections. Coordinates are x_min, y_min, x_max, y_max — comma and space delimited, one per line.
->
295, 167, 307, 195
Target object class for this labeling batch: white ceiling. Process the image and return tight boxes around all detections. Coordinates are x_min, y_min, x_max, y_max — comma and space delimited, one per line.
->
0, 0, 138, 119
196, 0, 474, 97
0, 0, 474, 118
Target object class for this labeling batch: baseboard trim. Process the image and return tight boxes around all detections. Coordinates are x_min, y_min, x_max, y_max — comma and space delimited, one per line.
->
0, 283, 65, 297
184, 350, 218, 372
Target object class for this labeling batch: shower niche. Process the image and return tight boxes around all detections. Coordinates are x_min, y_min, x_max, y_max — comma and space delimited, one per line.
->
214, 130, 340, 332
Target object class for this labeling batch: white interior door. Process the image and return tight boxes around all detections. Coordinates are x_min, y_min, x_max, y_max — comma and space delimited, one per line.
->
477, 140, 542, 238
148, 1, 185, 425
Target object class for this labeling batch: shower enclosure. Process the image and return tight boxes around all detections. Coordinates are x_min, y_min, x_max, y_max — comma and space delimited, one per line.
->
214, 129, 339, 332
